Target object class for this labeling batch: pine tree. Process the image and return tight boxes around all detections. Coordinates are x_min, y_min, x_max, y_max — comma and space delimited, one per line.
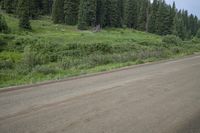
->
0, 13, 9, 33
148, 0, 158, 33
155, 0, 171, 35
137, 0, 149, 31
125, 0, 138, 28
103, 0, 112, 27
173, 11, 186, 39
78, 0, 97, 30
64, 0, 79, 25
42, 0, 51, 14
78, 0, 87, 29
118, 0, 124, 25
4, 0, 14, 13
96, 0, 106, 27
109, 0, 122, 27
17, 0, 31, 29
52, 0, 64, 23
169, 2, 176, 33
29, 0, 39, 19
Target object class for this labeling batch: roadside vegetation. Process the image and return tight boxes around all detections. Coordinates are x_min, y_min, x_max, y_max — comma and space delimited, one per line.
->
1, 13, 200, 88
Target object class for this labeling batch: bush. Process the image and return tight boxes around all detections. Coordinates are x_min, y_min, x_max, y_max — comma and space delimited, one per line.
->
15, 64, 30, 75
0, 60, 13, 69
196, 29, 200, 39
0, 14, 9, 33
23, 46, 41, 68
59, 57, 82, 69
86, 54, 113, 67
0, 35, 7, 51
8, 36, 37, 52
33, 66, 57, 75
191, 37, 200, 44
162, 35, 182, 45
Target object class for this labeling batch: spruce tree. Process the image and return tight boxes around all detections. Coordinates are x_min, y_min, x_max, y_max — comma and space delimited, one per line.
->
42, 0, 50, 14
118, 0, 124, 25
169, 2, 176, 33
29, 0, 39, 19
64, 0, 79, 25
52, 0, 64, 23
137, 0, 149, 31
78, 0, 97, 30
173, 12, 186, 39
148, 0, 158, 33
109, 0, 122, 27
125, 0, 138, 28
103, 0, 112, 27
96, 0, 106, 27
78, 0, 88, 30
155, 0, 171, 35
4, 0, 13, 13
18, 0, 31, 29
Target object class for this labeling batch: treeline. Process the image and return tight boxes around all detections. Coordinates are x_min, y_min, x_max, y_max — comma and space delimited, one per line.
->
0, 0, 53, 16
51, 0, 200, 39
1, 0, 200, 39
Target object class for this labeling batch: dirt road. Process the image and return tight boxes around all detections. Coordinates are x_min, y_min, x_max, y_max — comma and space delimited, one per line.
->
0, 55, 200, 133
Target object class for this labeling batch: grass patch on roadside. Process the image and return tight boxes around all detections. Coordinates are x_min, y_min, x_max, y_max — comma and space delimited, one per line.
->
1, 13, 200, 88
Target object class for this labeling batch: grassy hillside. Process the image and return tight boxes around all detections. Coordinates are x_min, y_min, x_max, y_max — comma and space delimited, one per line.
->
1, 13, 200, 88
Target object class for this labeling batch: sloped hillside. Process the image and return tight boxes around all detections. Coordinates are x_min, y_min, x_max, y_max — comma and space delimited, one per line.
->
1, 13, 200, 88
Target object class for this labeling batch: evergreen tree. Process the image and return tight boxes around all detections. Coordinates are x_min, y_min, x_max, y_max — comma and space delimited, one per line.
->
155, 0, 171, 35
0, 13, 9, 33
169, 2, 176, 33
118, 0, 124, 25
125, 0, 138, 28
109, 0, 122, 27
148, 0, 158, 33
103, 0, 112, 27
64, 0, 79, 25
96, 0, 106, 27
52, 0, 64, 23
173, 11, 186, 39
78, 0, 97, 30
42, 0, 51, 14
29, 0, 39, 19
137, 0, 149, 31
17, 0, 31, 29
4, 0, 14, 13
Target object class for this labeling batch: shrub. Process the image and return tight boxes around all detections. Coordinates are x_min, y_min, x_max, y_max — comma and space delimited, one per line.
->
162, 35, 182, 45
59, 57, 82, 69
15, 64, 30, 75
23, 46, 41, 68
191, 37, 200, 44
87, 54, 113, 67
0, 35, 7, 51
0, 14, 9, 33
0, 60, 13, 69
196, 29, 200, 39
82, 43, 113, 54
33, 66, 57, 75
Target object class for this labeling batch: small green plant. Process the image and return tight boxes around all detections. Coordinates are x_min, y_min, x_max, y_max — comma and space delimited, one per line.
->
196, 29, 200, 39
33, 66, 57, 75
0, 60, 13, 69
162, 35, 182, 45
0, 14, 9, 33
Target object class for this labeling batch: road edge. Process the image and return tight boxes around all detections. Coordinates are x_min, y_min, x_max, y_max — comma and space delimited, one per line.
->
1, 53, 200, 93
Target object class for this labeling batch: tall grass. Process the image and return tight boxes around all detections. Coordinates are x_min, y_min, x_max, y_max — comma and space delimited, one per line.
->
0, 13, 200, 88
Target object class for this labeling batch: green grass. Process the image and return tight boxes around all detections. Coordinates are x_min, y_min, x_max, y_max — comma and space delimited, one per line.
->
1, 13, 200, 88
